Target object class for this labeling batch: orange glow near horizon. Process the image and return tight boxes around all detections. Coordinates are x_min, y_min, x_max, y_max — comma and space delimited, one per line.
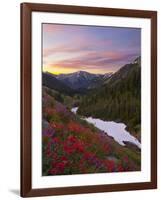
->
43, 65, 80, 75
43, 24, 141, 75
43, 65, 113, 75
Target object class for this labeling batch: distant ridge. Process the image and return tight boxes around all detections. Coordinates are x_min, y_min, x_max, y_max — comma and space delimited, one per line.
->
42, 72, 75, 95
55, 70, 112, 90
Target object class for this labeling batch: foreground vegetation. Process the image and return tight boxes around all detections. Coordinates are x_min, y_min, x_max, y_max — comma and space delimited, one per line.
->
42, 87, 141, 176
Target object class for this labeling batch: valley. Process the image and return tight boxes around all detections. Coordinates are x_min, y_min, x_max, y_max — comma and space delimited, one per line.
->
42, 57, 141, 175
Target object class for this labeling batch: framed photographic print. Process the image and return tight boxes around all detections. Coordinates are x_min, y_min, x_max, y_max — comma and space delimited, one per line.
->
21, 3, 157, 197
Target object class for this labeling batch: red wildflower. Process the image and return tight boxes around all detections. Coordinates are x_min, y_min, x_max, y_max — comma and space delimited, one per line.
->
105, 160, 115, 172
51, 161, 66, 173
63, 135, 85, 154
45, 149, 52, 157
60, 156, 68, 162
52, 137, 60, 144
68, 121, 84, 133
67, 135, 77, 143
44, 107, 55, 116
117, 164, 124, 172
51, 122, 64, 131
63, 143, 74, 154
73, 141, 84, 153
84, 152, 95, 160
56, 162, 66, 171
48, 168, 57, 175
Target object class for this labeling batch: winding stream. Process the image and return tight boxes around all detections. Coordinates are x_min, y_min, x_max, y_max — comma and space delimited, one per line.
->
71, 107, 141, 149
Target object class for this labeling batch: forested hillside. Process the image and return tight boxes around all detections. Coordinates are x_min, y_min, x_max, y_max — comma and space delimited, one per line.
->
78, 57, 141, 139
42, 72, 75, 96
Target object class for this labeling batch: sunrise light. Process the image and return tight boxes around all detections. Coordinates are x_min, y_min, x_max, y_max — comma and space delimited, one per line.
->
43, 23, 141, 75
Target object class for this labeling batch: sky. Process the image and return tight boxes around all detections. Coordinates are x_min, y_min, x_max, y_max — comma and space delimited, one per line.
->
43, 23, 141, 75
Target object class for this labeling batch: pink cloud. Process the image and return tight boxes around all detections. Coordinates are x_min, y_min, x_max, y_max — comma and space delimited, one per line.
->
43, 24, 65, 33
43, 38, 113, 58
47, 50, 138, 71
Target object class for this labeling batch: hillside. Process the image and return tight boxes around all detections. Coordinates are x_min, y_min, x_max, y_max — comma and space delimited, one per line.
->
78, 57, 141, 139
42, 72, 75, 96
42, 86, 141, 176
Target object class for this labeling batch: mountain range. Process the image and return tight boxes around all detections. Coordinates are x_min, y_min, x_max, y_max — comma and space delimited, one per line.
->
55, 71, 112, 90
43, 57, 140, 95
43, 70, 113, 93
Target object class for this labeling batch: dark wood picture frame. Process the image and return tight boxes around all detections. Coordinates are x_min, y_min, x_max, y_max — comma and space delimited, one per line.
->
21, 2, 157, 197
